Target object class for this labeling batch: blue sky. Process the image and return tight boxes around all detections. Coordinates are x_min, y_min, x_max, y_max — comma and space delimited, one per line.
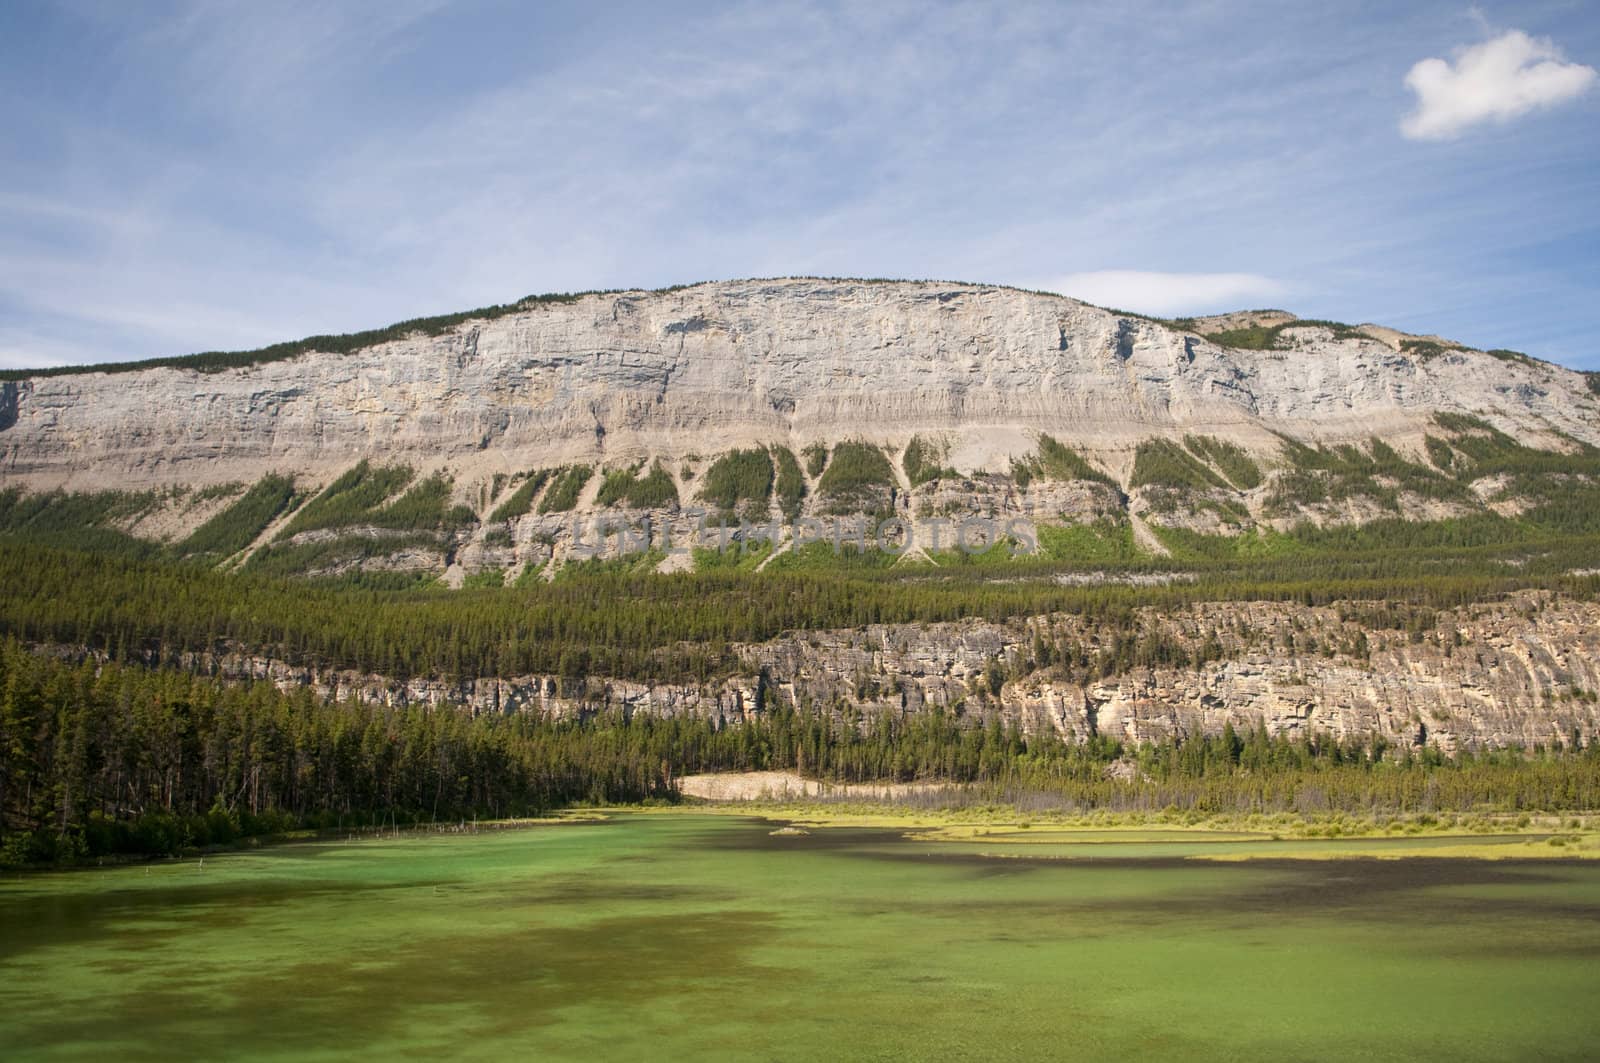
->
1, 1, 1596, 370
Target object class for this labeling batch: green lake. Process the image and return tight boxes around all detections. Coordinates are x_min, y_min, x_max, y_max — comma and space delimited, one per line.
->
2, 813, 1598, 1061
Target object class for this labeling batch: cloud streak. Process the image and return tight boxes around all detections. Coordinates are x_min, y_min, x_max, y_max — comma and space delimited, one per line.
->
1, 3, 1598, 370
1402, 30, 1596, 140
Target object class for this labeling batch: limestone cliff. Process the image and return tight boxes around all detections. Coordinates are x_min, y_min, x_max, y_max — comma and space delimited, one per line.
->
5, 278, 1596, 583
68, 590, 1597, 751
4, 278, 1595, 490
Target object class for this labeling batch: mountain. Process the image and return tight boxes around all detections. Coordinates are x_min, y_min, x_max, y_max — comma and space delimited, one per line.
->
2, 277, 1596, 584
4, 278, 1596, 482
3, 277, 1600, 752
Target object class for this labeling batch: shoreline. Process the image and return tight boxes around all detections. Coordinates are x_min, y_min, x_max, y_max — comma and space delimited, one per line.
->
8, 791, 1600, 874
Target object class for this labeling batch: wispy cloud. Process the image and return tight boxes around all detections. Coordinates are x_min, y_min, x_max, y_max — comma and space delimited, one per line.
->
1401, 29, 1596, 140
2, 3, 1598, 370
1042, 271, 1288, 317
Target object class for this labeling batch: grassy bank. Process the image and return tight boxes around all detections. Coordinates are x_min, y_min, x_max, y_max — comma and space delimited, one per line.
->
659, 799, 1600, 860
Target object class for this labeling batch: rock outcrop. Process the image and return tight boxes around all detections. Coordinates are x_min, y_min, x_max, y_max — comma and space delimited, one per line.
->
3, 279, 1595, 493
63, 590, 1598, 751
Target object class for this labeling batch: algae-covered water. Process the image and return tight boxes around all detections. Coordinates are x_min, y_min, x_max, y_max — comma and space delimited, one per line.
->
3, 814, 1598, 1061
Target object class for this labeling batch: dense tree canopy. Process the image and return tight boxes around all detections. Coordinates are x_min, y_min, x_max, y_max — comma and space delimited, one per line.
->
3, 643, 1597, 865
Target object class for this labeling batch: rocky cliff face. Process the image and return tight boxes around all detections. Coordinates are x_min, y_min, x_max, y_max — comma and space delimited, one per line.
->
5, 278, 1597, 584
79, 590, 1597, 751
4, 278, 1595, 491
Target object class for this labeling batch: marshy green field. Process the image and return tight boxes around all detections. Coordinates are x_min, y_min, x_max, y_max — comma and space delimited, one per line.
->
3, 813, 1599, 1061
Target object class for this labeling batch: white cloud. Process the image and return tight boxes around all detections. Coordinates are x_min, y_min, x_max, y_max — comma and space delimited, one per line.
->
1042, 271, 1287, 316
1401, 30, 1596, 140
4, 6, 1598, 370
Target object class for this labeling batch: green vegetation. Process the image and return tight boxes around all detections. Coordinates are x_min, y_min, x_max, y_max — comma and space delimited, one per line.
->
536, 464, 593, 514
1485, 348, 1539, 367
371, 472, 476, 532
488, 469, 552, 523
279, 461, 416, 537
1433, 411, 1493, 435
692, 538, 775, 573
668, 709, 1600, 812
243, 532, 444, 580
5, 425, 1600, 820
9, 489, 1600, 688
761, 539, 901, 574
512, 561, 547, 587
0, 486, 165, 558
1424, 434, 1456, 470
1035, 519, 1140, 564
262, 467, 472, 541
772, 446, 806, 521
923, 533, 1025, 568
697, 448, 774, 515
803, 443, 828, 477
556, 549, 670, 581
1265, 435, 1476, 515
1184, 435, 1262, 490
188, 481, 245, 506
5, 424, 1600, 667
0, 642, 677, 865
1011, 434, 1113, 488
5, 640, 1600, 868
816, 440, 895, 515
902, 435, 957, 486
595, 465, 637, 508
0, 472, 467, 575
1433, 413, 1597, 482
1130, 438, 1227, 491
1203, 324, 1281, 350
461, 568, 506, 589
1155, 526, 1307, 563
1411, 416, 1600, 522
174, 474, 299, 559
595, 461, 678, 509
1402, 339, 1465, 362
1204, 319, 1364, 349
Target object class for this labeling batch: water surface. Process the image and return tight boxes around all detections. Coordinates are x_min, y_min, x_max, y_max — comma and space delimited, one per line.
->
2, 814, 1597, 1061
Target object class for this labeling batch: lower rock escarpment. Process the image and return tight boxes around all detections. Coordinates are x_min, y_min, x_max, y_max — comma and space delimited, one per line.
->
43, 590, 1600, 753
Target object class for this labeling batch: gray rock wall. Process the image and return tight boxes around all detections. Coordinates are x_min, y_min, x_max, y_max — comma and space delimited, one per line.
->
55, 590, 1598, 752
4, 279, 1595, 492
